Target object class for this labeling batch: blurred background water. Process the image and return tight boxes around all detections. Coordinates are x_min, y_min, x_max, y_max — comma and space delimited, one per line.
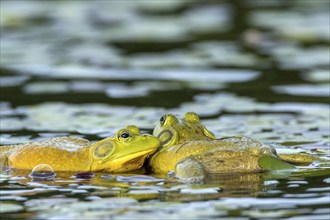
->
0, 0, 329, 219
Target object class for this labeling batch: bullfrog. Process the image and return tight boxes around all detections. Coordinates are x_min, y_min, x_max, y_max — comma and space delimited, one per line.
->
0, 126, 160, 172
154, 112, 216, 148
150, 112, 328, 180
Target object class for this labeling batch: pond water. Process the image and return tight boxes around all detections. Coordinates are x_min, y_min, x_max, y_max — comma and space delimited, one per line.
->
0, 0, 329, 219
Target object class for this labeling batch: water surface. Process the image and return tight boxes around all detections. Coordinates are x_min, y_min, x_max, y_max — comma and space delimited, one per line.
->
0, 0, 329, 219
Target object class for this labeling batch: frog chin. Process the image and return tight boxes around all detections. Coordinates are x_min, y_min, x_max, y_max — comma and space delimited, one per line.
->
114, 149, 156, 172
96, 148, 157, 172
119, 155, 149, 171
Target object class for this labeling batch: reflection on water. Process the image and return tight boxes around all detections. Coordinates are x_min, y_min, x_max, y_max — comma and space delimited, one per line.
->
0, 0, 329, 219
1, 168, 329, 219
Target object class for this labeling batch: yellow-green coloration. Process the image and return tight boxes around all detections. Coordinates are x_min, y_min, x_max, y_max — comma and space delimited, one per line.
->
150, 112, 328, 178
0, 126, 159, 172
151, 136, 283, 174
153, 112, 215, 148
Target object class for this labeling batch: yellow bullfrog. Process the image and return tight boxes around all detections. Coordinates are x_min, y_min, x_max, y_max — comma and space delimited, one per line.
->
153, 112, 216, 148
0, 126, 159, 172
150, 112, 328, 180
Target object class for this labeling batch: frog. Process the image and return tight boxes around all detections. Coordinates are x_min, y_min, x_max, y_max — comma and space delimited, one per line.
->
0, 125, 160, 173
153, 112, 216, 148
150, 112, 328, 181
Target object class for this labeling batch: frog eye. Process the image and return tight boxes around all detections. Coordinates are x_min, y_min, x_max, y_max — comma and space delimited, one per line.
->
160, 114, 179, 126
118, 130, 132, 141
121, 132, 130, 138
160, 115, 166, 125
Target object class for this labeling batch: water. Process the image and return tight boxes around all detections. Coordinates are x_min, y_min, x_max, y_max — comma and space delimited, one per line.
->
0, 0, 329, 219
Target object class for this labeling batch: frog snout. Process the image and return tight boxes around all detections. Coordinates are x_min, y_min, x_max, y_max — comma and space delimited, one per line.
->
142, 133, 158, 140
142, 134, 152, 137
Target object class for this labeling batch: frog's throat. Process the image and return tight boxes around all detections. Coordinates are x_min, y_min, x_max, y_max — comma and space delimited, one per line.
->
110, 148, 157, 163
90, 148, 156, 172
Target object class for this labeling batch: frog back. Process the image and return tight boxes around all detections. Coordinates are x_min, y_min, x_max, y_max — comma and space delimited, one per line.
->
150, 136, 276, 174
4, 137, 92, 171
185, 137, 277, 174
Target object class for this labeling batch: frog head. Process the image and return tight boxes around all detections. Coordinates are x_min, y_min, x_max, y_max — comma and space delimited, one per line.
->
153, 112, 215, 148
90, 126, 159, 172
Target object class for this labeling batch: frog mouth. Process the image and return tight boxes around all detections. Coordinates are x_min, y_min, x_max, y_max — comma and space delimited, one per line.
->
122, 154, 149, 167
112, 148, 157, 162
113, 148, 157, 171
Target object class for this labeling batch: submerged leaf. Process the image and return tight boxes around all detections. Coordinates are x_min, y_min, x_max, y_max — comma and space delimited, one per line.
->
258, 156, 296, 171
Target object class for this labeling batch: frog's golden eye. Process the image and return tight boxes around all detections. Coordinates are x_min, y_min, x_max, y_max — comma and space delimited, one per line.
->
118, 130, 132, 142
120, 132, 130, 139
161, 114, 179, 126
